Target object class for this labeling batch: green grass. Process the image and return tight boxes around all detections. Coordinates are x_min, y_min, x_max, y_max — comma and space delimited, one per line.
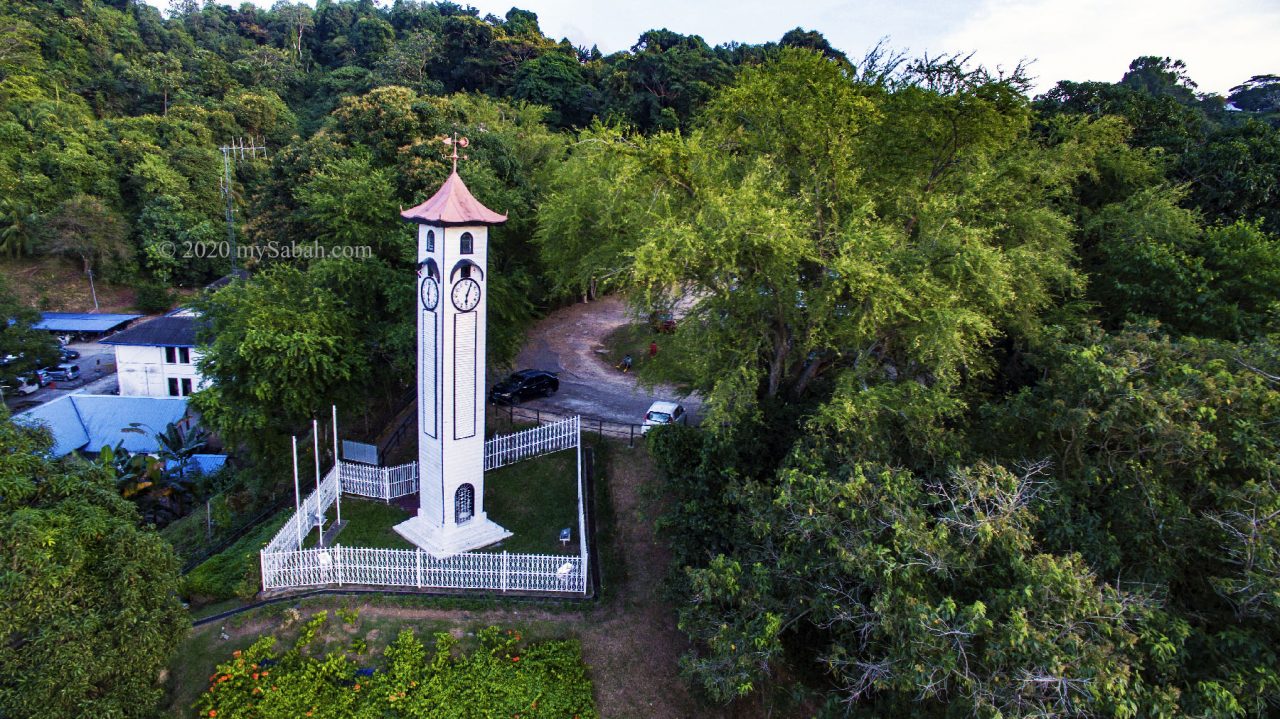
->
181, 510, 290, 605
304, 497, 415, 550
601, 321, 660, 373
486, 449, 581, 555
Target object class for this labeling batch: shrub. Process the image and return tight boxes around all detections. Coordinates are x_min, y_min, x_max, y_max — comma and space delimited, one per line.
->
195, 616, 598, 718
134, 280, 174, 314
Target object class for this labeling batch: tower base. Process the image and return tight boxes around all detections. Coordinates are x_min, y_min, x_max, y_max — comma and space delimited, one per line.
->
392, 512, 512, 559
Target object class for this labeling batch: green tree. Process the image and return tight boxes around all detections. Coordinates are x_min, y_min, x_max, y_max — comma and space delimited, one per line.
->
0, 196, 41, 257
0, 276, 58, 387
0, 412, 188, 719
191, 266, 369, 468
43, 193, 132, 282
126, 52, 183, 115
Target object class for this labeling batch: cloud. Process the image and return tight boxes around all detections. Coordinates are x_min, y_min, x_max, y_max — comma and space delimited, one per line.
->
935, 0, 1280, 95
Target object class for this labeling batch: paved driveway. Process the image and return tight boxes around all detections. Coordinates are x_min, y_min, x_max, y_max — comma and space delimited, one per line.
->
507, 295, 702, 426
3, 341, 118, 412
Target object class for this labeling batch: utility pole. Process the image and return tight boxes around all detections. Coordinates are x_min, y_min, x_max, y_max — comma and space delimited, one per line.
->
218, 137, 267, 273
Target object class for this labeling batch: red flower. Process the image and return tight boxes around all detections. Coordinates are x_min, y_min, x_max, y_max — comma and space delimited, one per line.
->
512, 656, 520, 662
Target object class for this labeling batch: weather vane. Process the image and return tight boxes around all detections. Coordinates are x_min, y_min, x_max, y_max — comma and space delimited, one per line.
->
441, 133, 469, 173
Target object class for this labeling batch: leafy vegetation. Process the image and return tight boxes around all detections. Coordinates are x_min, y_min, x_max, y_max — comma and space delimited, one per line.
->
195, 613, 596, 719
542, 49, 1280, 717
0, 411, 188, 719
3, 0, 1280, 715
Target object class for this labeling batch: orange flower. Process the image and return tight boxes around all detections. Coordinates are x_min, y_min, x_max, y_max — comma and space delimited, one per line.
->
252, 673, 259, 680
209, 712, 217, 718
233, 650, 241, 657
354, 684, 362, 691
512, 656, 520, 662
253, 687, 262, 695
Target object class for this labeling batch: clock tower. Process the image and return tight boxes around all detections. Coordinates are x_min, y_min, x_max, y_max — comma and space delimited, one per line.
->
393, 162, 512, 557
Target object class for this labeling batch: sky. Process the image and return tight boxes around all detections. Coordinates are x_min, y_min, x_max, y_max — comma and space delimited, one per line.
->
144, 0, 1279, 96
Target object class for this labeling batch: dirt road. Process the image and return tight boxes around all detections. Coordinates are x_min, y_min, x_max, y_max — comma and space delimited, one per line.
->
512, 296, 702, 426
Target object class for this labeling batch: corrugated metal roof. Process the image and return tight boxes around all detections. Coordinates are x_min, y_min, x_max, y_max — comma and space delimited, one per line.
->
101, 316, 201, 347
34, 312, 142, 333
15, 395, 191, 457
400, 171, 507, 226
167, 453, 227, 475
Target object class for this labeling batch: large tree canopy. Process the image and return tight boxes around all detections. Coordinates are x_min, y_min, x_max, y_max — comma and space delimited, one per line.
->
0, 412, 188, 719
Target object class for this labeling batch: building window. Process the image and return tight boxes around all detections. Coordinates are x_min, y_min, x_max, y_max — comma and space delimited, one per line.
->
168, 378, 180, 396
181, 378, 193, 396
460, 264, 471, 279
165, 347, 176, 363
460, 232, 473, 254
178, 347, 190, 364
426, 229, 435, 252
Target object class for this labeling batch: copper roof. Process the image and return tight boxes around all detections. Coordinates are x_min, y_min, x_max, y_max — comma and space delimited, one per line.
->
400, 171, 507, 226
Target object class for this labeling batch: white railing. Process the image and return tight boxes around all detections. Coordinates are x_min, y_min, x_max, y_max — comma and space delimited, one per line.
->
484, 415, 580, 470
340, 461, 418, 500
261, 546, 586, 593
265, 466, 341, 554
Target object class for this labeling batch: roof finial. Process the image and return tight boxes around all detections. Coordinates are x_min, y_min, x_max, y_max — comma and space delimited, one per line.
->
441, 133, 470, 174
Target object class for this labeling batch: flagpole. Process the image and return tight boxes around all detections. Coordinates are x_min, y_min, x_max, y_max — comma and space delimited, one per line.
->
332, 404, 342, 526
292, 435, 302, 550
313, 418, 323, 548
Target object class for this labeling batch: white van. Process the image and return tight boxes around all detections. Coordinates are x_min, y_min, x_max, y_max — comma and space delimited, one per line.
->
642, 400, 688, 434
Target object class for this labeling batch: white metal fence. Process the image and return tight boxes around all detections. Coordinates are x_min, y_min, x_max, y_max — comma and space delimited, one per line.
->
260, 414, 588, 595
265, 466, 341, 554
485, 415, 580, 470
340, 461, 419, 500
334, 416, 581, 500
261, 546, 586, 593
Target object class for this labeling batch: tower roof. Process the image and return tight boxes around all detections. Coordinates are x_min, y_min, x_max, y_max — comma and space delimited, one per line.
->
400, 171, 507, 226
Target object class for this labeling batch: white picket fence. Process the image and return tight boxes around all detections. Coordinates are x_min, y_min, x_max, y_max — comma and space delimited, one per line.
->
261, 546, 586, 593
340, 461, 419, 500
335, 416, 581, 500
260, 414, 588, 595
485, 415, 580, 470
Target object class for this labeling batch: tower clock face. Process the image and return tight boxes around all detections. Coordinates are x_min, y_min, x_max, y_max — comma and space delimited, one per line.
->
451, 278, 481, 312
420, 277, 439, 311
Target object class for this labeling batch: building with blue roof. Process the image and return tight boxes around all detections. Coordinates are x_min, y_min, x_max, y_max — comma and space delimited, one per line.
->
34, 312, 141, 335
15, 394, 194, 457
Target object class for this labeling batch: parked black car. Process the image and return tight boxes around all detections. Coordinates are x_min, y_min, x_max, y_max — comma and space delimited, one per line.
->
60, 347, 80, 361
488, 369, 559, 405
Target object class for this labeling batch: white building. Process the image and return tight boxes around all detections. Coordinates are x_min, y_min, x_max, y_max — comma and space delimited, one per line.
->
102, 310, 207, 398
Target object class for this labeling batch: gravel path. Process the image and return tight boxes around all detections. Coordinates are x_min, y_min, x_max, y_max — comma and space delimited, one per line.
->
511, 296, 702, 426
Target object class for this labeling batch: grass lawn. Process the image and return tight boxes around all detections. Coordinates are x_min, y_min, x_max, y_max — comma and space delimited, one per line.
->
289, 451, 580, 556
601, 321, 661, 374
486, 449, 581, 555
304, 497, 415, 550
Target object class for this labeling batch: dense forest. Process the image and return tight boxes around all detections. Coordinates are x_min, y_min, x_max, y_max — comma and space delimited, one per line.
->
2, 0, 1280, 716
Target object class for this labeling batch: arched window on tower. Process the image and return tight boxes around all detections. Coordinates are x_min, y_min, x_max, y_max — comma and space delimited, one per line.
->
460, 232, 474, 254
455, 483, 474, 524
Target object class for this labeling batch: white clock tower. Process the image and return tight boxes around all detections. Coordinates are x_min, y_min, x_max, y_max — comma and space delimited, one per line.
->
393, 155, 512, 558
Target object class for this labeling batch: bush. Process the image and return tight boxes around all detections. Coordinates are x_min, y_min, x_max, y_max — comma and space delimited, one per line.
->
134, 280, 174, 314
181, 511, 289, 603
196, 614, 597, 718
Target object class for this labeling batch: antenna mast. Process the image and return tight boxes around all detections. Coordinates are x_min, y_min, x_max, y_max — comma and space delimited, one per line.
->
219, 137, 267, 273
